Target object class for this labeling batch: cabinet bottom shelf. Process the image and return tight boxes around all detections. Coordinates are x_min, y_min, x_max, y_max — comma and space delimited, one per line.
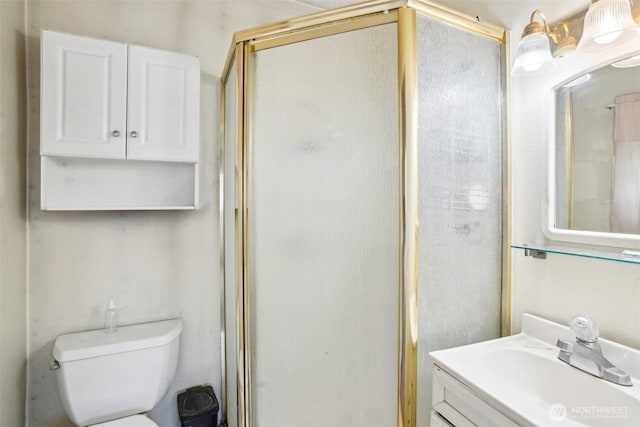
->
41, 156, 199, 211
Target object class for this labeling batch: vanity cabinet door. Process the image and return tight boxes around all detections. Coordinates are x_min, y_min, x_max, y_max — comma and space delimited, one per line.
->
126, 45, 200, 162
40, 30, 127, 159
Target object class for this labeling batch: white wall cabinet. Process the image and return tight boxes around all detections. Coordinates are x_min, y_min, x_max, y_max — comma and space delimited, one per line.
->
127, 45, 200, 162
40, 30, 200, 210
41, 31, 128, 159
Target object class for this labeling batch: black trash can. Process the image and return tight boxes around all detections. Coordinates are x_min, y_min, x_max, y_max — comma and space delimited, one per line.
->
178, 385, 219, 427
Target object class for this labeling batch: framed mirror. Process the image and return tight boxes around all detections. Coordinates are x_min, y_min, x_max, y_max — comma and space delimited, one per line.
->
546, 52, 640, 248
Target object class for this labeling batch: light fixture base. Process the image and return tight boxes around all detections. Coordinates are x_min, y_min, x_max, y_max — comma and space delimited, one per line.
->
522, 21, 546, 38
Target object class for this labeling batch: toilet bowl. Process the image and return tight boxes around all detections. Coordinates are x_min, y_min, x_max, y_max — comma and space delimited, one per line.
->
52, 319, 182, 426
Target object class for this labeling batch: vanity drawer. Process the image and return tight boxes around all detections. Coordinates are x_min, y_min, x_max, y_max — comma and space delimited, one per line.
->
432, 365, 519, 427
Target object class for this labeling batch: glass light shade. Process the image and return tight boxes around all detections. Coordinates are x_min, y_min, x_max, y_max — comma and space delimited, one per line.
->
577, 0, 639, 52
612, 54, 640, 67
512, 32, 555, 76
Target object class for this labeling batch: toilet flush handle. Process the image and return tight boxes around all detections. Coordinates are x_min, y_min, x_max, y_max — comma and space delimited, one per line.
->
49, 358, 60, 370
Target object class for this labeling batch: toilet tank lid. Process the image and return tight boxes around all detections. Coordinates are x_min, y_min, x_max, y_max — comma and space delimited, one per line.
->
53, 319, 182, 362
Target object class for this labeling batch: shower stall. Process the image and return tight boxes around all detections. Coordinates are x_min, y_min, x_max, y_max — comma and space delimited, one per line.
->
221, 1, 507, 426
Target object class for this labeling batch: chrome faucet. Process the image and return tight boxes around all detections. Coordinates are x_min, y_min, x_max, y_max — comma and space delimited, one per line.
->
556, 316, 633, 386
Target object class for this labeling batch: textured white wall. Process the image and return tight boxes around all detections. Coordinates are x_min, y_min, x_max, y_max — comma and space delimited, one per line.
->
24, 1, 315, 426
0, 0, 28, 425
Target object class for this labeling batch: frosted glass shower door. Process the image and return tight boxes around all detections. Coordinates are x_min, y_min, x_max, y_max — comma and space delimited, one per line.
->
248, 23, 399, 427
415, 15, 504, 427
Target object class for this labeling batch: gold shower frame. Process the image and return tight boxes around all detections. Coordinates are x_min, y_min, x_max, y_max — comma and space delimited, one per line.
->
219, 1, 509, 426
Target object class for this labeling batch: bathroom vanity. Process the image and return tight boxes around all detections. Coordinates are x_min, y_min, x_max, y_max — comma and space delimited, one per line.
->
430, 314, 640, 426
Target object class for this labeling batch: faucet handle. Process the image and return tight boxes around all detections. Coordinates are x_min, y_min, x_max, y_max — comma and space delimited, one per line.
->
570, 315, 599, 343
603, 367, 633, 387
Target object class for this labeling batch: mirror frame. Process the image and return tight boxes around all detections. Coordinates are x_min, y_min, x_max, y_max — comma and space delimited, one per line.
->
544, 48, 640, 249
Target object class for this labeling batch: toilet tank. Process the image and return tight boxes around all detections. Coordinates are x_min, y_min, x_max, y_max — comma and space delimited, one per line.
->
53, 319, 182, 426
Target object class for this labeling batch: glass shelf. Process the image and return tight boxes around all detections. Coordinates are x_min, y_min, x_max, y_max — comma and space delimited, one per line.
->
512, 243, 640, 265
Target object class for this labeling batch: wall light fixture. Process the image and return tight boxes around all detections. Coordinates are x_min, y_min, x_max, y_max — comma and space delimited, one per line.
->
512, 10, 555, 76
577, 0, 639, 52
550, 23, 578, 57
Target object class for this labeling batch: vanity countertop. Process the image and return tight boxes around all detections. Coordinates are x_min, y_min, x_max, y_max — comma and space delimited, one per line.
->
430, 314, 640, 427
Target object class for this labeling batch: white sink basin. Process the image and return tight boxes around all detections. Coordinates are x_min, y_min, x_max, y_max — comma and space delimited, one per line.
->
430, 314, 640, 426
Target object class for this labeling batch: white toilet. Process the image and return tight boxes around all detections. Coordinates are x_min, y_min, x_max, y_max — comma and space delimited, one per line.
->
52, 319, 183, 426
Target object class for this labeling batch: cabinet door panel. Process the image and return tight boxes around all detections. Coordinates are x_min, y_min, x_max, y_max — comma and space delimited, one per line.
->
127, 45, 200, 162
41, 30, 127, 158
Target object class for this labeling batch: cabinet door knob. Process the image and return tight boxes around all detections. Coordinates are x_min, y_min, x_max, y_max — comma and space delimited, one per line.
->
112, 130, 120, 137
130, 131, 138, 138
